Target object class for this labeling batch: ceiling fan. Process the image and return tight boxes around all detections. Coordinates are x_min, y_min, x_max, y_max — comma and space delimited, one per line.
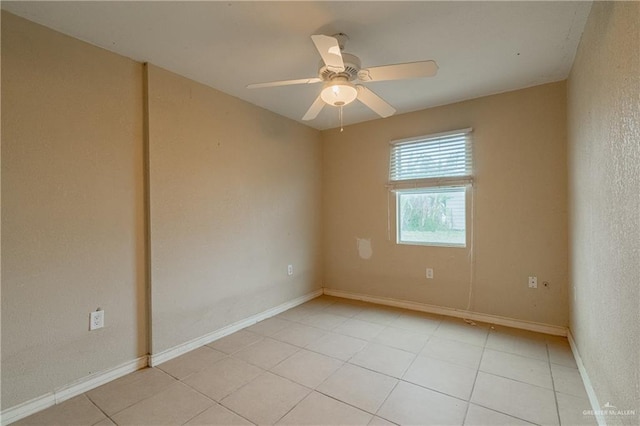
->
246, 33, 438, 125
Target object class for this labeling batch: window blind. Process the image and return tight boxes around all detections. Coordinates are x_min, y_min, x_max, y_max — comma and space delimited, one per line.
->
388, 128, 473, 190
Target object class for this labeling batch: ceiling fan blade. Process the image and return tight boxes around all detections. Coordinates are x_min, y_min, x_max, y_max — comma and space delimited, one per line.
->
302, 95, 325, 121
359, 60, 438, 82
247, 77, 322, 89
356, 85, 396, 118
311, 34, 345, 73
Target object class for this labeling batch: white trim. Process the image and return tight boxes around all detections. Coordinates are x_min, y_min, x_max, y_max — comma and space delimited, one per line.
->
54, 357, 148, 403
0, 356, 147, 425
323, 288, 567, 336
568, 330, 606, 426
387, 177, 473, 191
0, 394, 55, 426
1, 289, 322, 425
390, 127, 473, 145
149, 288, 323, 366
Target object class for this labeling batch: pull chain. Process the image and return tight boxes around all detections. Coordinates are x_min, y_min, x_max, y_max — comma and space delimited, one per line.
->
339, 105, 344, 132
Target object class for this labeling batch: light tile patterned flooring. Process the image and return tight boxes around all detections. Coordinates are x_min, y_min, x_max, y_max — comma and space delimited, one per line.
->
16, 296, 597, 425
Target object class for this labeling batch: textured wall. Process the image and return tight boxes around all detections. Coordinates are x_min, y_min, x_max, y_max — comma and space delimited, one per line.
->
1, 12, 323, 409
567, 2, 640, 424
323, 82, 569, 326
147, 65, 323, 353
1, 12, 146, 409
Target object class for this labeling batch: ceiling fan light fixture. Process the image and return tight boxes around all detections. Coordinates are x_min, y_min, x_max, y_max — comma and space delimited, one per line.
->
320, 79, 358, 106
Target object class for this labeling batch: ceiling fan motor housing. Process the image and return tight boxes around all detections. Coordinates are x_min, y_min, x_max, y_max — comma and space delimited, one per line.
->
318, 53, 361, 82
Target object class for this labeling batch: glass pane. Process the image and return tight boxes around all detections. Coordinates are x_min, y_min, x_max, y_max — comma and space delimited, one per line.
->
398, 188, 466, 246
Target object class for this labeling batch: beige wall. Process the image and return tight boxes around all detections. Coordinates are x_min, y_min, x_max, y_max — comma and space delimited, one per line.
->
1, 12, 146, 408
5, 1, 638, 418
567, 2, 640, 424
1, 13, 323, 410
146, 66, 323, 353
322, 81, 569, 326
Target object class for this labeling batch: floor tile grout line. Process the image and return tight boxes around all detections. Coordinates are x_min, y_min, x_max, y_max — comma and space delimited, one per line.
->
216, 371, 312, 424
269, 339, 478, 409
478, 351, 554, 387
547, 342, 564, 425
373, 379, 401, 422
198, 363, 264, 406
306, 334, 403, 419
413, 328, 434, 354
176, 368, 260, 425
262, 387, 313, 425
475, 370, 557, 392
37, 298, 571, 426
177, 401, 217, 426
303, 339, 367, 363
84, 393, 114, 425
84, 368, 180, 420
344, 359, 412, 383
485, 331, 553, 360
313, 386, 395, 420
200, 397, 256, 425
483, 345, 552, 363
399, 376, 473, 402
231, 343, 303, 375
206, 333, 265, 356
412, 348, 481, 371
267, 359, 343, 390
469, 401, 544, 426
302, 321, 490, 400
282, 302, 446, 343
461, 322, 490, 425
105, 377, 197, 423
255, 304, 550, 422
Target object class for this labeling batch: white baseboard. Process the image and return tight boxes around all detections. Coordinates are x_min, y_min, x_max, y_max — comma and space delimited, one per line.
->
568, 330, 606, 426
323, 288, 568, 336
1, 356, 147, 425
0, 393, 55, 426
2, 288, 323, 425
149, 288, 323, 366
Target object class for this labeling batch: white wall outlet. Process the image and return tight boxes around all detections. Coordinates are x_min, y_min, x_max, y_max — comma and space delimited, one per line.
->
528, 276, 538, 288
90, 309, 104, 331
426, 268, 434, 279
287, 264, 294, 276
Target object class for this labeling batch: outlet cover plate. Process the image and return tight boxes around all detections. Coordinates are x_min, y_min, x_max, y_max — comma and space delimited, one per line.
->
90, 310, 104, 330
528, 276, 538, 288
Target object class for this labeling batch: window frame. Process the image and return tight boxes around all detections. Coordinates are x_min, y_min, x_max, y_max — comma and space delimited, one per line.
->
388, 128, 473, 248
395, 186, 469, 248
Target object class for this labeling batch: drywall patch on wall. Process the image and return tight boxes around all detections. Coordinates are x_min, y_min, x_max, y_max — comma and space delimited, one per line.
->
356, 238, 373, 260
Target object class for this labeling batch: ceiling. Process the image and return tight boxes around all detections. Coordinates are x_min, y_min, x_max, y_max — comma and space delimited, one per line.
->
2, 1, 592, 130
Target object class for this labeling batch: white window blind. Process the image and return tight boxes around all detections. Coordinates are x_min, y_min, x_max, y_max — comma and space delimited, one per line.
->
388, 128, 473, 190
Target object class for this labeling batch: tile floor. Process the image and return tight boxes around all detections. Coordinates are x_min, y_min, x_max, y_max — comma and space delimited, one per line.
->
15, 296, 597, 425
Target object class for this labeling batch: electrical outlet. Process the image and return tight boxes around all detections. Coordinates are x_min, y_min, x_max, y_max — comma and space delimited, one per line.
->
426, 268, 434, 279
528, 276, 538, 288
90, 310, 104, 331
287, 264, 294, 276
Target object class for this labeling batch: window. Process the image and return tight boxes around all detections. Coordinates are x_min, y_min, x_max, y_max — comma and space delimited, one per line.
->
388, 128, 472, 247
